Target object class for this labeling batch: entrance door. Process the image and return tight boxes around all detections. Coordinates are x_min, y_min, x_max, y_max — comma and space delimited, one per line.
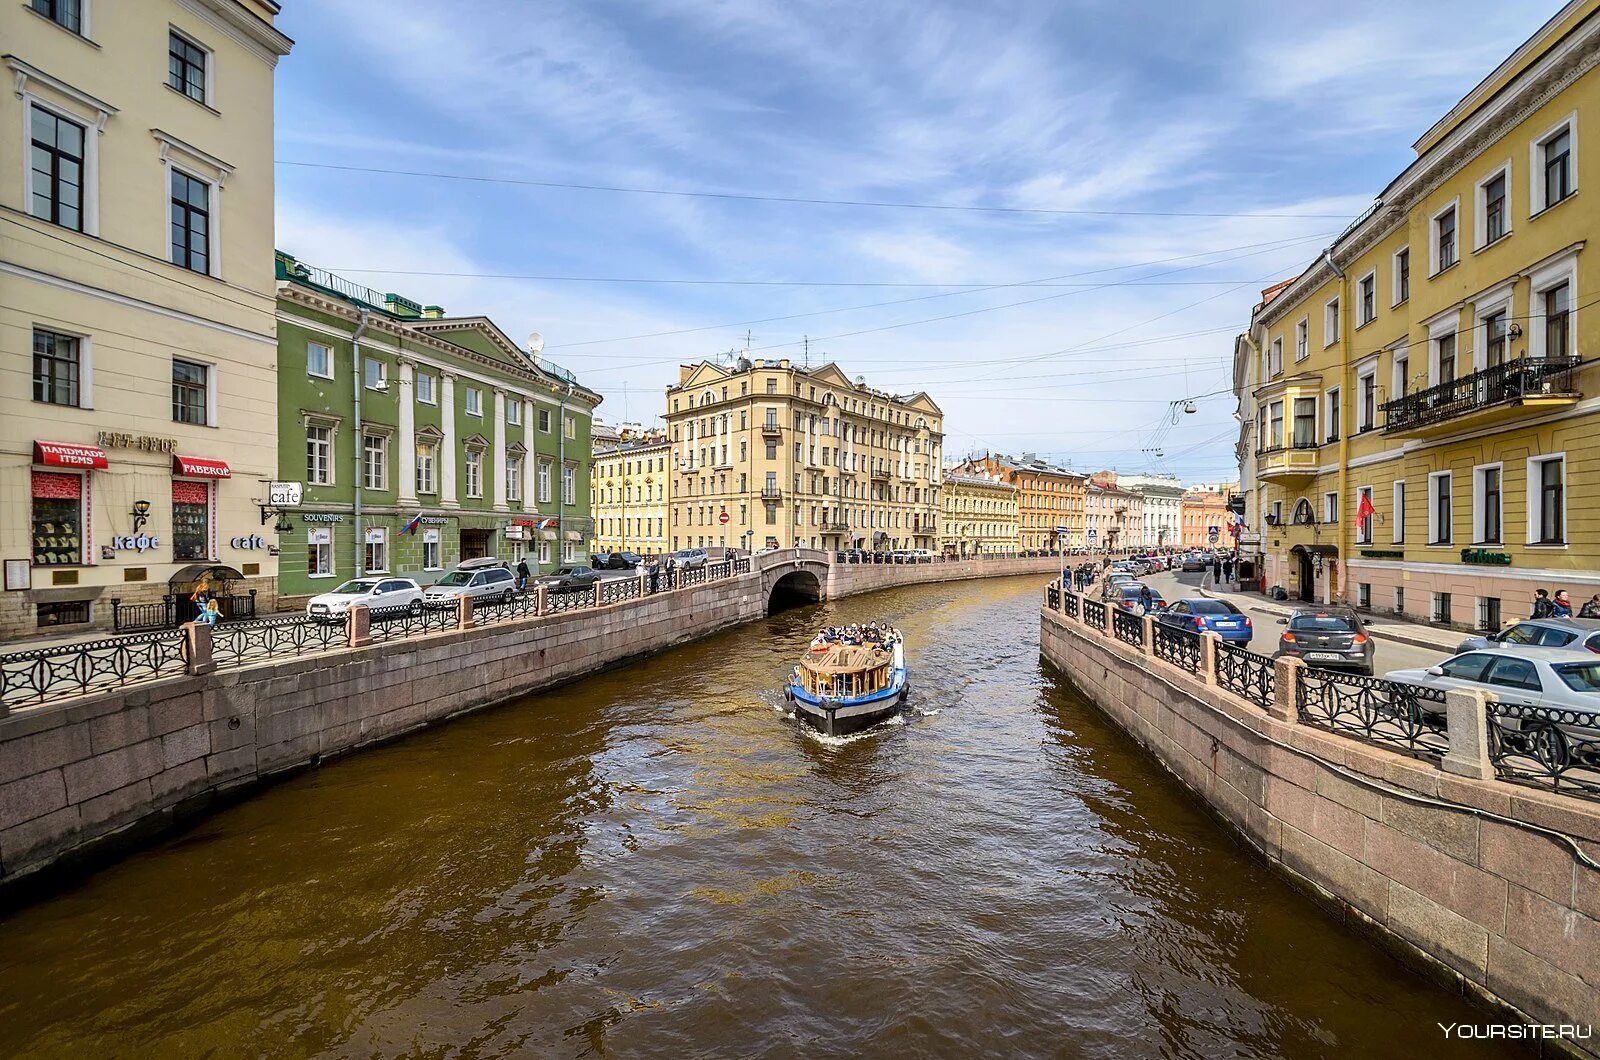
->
1297, 550, 1315, 602
460, 529, 493, 561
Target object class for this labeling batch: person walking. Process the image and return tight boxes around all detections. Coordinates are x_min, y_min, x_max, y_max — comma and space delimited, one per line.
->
1138, 584, 1155, 615
648, 559, 661, 595
1211, 555, 1222, 585
1580, 594, 1600, 618
1553, 590, 1574, 617
1531, 589, 1555, 619
1222, 555, 1235, 585
515, 558, 531, 594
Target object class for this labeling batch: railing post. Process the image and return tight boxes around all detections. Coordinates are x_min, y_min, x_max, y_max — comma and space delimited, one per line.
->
1199, 631, 1219, 685
536, 585, 549, 615
183, 621, 215, 676
593, 579, 605, 607
1441, 688, 1495, 780
1057, 584, 1068, 616
1269, 656, 1304, 723
347, 604, 373, 648
457, 594, 475, 631
1141, 614, 1156, 655
637, 568, 649, 597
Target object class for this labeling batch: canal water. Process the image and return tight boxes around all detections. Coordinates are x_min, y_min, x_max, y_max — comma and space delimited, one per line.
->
0, 575, 1518, 1058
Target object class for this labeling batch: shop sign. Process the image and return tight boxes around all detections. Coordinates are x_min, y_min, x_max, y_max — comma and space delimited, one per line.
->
34, 441, 109, 468
97, 432, 178, 454
1461, 548, 1511, 566
110, 533, 161, 553
365, 527, 385, 544
307, 528, 333, 545
173, 455, 232, 478
303, 513, 344, 523
419, 516, 448, 525
1360, 549, 1404, 559
423, 528, 441, 544
269, 481, 304, 507
506, 526, 526, 540
230, 534, 268, 550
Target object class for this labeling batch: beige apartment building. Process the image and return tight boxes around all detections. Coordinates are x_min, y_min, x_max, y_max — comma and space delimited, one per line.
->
956, 454, 1086, 550
592, 431, 670, 558
940, 472, 1018, 556
664, 359, 943, 552
0, 1, 292, 639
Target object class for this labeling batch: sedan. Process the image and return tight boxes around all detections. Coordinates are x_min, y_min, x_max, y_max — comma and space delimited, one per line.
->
538, 566, 602, 592
1455, 618, 1600, 656
1112, 583, 1167, 613
1157, 598, 1253, 644
306, 577, 423, 623
1276, 608, 1374, 676
1180, 554, 1208, 572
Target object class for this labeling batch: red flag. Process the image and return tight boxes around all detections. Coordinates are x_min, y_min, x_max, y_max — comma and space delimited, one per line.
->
1354, 491, 1376, 533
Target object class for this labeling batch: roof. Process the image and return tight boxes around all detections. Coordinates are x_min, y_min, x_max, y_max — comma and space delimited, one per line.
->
799, 643, 894, 676
943, 473, 1016, 490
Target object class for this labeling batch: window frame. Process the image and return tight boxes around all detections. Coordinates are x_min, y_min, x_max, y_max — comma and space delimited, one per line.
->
1427, 470, 1453, 546
305, 422, 335, 486
1392, 245, 1410, 306
32, 326, 92, 408
465, 387, 482, 416
465, 448, 484, 498
1355, 362, 1378, 432
30, 0, 88, 36
27, 100, 89, 233
415, 371, 436, 405
1472, 462, 1503, 546
166, 163, 215, 276
1324, 386, 1341, 443
361, 431, 388, 492
170, 357, 213, 426
1294, 317, 1308, 361
306, 340, 333, 380
1530, 113, 1577, 216
1430, 199, 1460, 274
1323, 296, 1341, 346
1529, 252, 1578, 361
363, 356, 387, 392
306, 527, 335, 578
1323, 490, 1338, 526
1475, 162, 1512, 249
415, 440, 436, 495
1356, 271, 1376, 327
364, 526, 389, 575
1355, 485, 1374, 545
1527, 454, 1567, 547
166, 27, 212, 107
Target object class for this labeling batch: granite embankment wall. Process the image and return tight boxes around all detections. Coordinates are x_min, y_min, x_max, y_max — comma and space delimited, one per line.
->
1040, 605, 1600, 1048
829, 553, 1063, 597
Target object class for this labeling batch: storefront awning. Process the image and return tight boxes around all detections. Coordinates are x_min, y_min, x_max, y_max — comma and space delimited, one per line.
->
1289, 543, 1339, 557
173, 455, 231, 478
564, 530, 582, 541
34, 441, 108, 469
168, 563, 245, 587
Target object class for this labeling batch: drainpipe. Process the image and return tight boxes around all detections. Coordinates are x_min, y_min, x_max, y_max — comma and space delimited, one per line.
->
556, 382, 573, 565
1324, 247, 1350, 608
351, 309, 372, 577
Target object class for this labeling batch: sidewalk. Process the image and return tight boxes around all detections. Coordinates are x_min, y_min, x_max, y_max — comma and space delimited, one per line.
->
1196, 579, 1466, 654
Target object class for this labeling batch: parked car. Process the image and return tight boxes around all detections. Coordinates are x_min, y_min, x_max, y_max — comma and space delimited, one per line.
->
306, 577, 423, 623
590, 551, 643, 570
537, 566, 602, 593
1156, 598, 1253, 644
1454, 617, 1600, 656
1275, 608, 1374, 675
423, 562, 517, 608
668, 548, 708, 569
1180, 553, 1208, 572
1111, 582, 1167, 612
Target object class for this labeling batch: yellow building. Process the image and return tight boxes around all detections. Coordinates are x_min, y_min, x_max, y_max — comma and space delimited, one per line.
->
956, 453, 1086, 550
1239, 0, 1600, 629
664, 359, 943, 553
940, 472, 1019, 556
592, 432, 670, 558
0, 1, 292, 639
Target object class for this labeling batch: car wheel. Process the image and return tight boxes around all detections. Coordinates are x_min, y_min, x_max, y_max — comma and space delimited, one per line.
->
502, 589, 514, 603
408, 599, 422, 613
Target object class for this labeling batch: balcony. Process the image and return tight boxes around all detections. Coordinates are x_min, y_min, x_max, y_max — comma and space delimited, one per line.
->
1255, 441, 1321, 484
760, 486, 783, 500
870, 468, 890, 482
1381, 356, 1581, 438
824, 520, 850, 532
761, 422, 783, 438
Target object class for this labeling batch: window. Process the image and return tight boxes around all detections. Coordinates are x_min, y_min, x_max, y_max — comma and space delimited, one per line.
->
1295, 318, 1308, 361
31, 0, 82, 33
1292, 398, 1316, 447
169, 169, 211, 274
1530, 455, 1565, 544
305, 425, 334, 485
168, 31, 207, 104
1393, 247, 1410, 305
172, 480, 209, 561
1269, 338, 1283, 376
1358, 583, 1371, 609
33, 329, 82, 407
465, 387, 482, 416
1392, 481, 1406, 544
1268, 401, 1284, 448
365, 528, 388, 574
1481, 170, 1508, 245
1325, 387, 1341, 442
364, 357, 386, 391
507, 398, 522, 426
1323, 491, 1338, 525
1435, 332, 1457, 386
563, 464, 576, 505
1428, 471, 1452, 545
766, 378, 778, 394
1357, 367, 1377, 431
1392, 350, 1410, 399
538, 461, 552, 503
1474, 464, 1502, 544
1538, 123, 1574, 211
307, 527, 334, 577
416, 441, 436, 494
1433, 592, 1452, 625
1432, 203, 1458, 272
507, 455, 523, 503
31, 471, 83, 566
539, 409, 551, 432
1357, 273, 1375, 326
1324, 298, 1340, 344
1543, 282, 1571, 359
564, 415, 576, 439
171, 359, 208, 424
307, 341, 332, 379
416, 372, 436, 404
1355, 486, 1373, 545
465, 450, 483, 498
1483, 310, 1508, 368
1478, 596, 1502, 633
422, 529, 441, 571
362, 433, 387, 490
30, 106, 85, 230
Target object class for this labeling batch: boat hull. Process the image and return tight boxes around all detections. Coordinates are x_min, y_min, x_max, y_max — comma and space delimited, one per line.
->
787, 675, 909, 737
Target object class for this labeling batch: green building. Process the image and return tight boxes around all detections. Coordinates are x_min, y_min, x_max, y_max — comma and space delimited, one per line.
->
274, 252, 601, 605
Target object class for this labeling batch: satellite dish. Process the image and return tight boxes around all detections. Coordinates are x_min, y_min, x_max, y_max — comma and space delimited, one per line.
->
528, 332, 545, 358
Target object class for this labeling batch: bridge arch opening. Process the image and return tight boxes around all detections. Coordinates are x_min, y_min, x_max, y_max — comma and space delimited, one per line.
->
767, 570, 822, 615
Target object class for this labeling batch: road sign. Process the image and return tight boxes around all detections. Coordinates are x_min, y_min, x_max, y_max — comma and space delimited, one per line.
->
719, 510, 730, 525
269, 481, 303, 507
1208, 525, 1220, 543
1087, 528, 1098, 543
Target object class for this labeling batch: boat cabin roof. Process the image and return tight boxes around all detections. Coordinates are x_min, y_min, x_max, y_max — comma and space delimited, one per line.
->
799, 644, 892, 676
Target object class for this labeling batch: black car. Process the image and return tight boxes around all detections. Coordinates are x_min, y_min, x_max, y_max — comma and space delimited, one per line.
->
539, 566, 602, 592
1275, 608, 1375, 675
591, 551, 642, 570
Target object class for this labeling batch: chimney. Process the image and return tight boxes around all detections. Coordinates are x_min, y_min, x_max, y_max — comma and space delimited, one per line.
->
384, 292, 422, 319
421, 305, 445, 319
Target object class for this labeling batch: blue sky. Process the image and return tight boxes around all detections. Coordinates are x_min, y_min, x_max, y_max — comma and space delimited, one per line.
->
272, 0, 1557, 482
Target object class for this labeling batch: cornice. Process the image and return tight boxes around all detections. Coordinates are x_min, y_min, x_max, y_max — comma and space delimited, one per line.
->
176, 0, 293, 65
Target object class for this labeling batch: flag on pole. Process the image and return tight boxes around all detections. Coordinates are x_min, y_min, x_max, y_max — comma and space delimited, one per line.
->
537, 517, 558, 530
399, 513, 423, 536
1354, 491, 1376, 534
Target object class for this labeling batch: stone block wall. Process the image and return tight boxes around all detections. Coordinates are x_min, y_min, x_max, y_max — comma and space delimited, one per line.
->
1040, 605, 1600, 1048
830, 554, 1062, 598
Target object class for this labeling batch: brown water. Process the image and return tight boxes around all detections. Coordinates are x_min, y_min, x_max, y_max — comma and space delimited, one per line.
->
0, 575, 1519, 1058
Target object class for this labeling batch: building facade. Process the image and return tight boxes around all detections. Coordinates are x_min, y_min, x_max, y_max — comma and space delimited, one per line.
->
592, 432, 670, 558
957, 453, 1085, 550
939, 473, 1019, 556
1237, 0, 1600, 628
274, 254, 600, 605
1086, 474, 1145, 550
1180, 489, 1232, 549
0, 0, 292, 640
1117, 473, 1184, 548
664, 359, 943, 553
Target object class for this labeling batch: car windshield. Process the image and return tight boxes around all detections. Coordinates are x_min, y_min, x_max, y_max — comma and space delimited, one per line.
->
332, 580, 380, 594
1289, 612, 1358, 632
1500, 625, 1544, 645
1190, 600, 1240, 615
1119, 586, 1153, 599
1553, 663, 1600, 692
435, 572, 473, 587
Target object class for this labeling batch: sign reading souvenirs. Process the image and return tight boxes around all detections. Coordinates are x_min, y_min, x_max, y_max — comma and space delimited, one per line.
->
97, 432, 178, 453
302, 513, 344, 523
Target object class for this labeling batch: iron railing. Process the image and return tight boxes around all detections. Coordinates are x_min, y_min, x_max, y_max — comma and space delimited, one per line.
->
1297, 671, 1449, 760
210, 616, 347, 667
1083, 598, 1107, 632
600, 578, 642, 605
546, 588, 591, 614
1381, 356, 1581, 432
1215, 642, 1275, 710
110, 597, 175, 633
369, 604, 458, 641
1111, 607, 1145, 648
472, 592, 540, 624
1152, 621, 1201, 671
1487, 702, 1600, 801
1047, 584, 1061, 611
0, 631, 188, 706
1062, 591, 1079, 620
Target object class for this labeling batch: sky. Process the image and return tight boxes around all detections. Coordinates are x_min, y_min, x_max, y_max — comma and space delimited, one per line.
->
272, 0, 1559, 483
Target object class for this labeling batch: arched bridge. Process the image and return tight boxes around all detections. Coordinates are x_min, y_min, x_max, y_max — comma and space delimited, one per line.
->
754, 548, 830, 614
748, 548, 1064, 615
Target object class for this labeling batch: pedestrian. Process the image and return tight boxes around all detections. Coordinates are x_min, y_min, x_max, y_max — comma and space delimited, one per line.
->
1580, 594, 1600, 618
1138, 585, 1154, 615
1532, 589, 1555, 619
1222, 555, 1235, 584
648, 560, 661, 595
515, 558, 531, 593
195, 599, 221, 627
1211, 556, 1222, 584
1553, 590, 1574, 618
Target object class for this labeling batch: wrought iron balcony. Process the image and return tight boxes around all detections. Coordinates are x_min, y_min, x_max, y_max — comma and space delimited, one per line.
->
760, 422, 783, 437
824, 520, 850, 532
870, 467, 891, 481
1381, 356, 1581, 436
760, 485, 784, 500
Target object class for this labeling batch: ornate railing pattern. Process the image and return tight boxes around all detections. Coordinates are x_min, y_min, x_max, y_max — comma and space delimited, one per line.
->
733, 556, 752, 574
681, 565, 709, 586
545, 588, 591, 614
706, 560, 731, 580
471, 592, 540, 624
1111, 607, 1145, 648
1214, 642, 1275, 710
1296, 669, 1448, 761
210, 616, 346, 667
1082, 598, 1106, 632
369, 604, 457, 641
601, 578, 642, 605
1, 631, 188, 706
1152, 622, 1201, 671
1488, 703, 1600, 799
1046, 584, 1061, 611
1380, 356, 1581, 433
1062, 591, 1079, 620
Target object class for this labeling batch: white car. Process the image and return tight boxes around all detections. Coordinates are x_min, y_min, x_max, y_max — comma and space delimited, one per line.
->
422, 562, 517, 609
307, 577, 423, 623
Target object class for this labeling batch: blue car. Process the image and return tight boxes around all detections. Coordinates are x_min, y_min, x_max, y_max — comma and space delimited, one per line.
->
1157, 598, 1253, 645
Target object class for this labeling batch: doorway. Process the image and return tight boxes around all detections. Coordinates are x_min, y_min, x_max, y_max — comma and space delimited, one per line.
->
1297, 550, 1315, 602
460, 529, 493, 561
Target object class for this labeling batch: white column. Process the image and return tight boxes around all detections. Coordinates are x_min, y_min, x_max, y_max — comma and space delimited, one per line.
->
440, 372, 459, 508
492, 389, 509, 511
398, 361, 417, 506
523, 401, 537, 511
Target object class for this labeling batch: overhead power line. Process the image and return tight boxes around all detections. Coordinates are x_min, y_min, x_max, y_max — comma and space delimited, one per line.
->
318, 271, 1282, 289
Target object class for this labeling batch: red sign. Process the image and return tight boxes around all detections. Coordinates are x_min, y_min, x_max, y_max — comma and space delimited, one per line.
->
33, 441, 108, 469
172, 455, 231, 478
719, 510, 730, 524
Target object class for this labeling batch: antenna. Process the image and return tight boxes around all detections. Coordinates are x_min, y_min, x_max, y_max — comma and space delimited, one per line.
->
802, 335, 810, 368
527, 332, 545, 362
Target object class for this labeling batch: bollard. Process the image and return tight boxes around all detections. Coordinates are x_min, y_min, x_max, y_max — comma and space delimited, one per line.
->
1199, 631, 1220, 685
183, 620, 215, 676
347, 604, 373, 648
1269, 656, 1304, 722
536, 584, 549, 615
593, 579, 605, 608
1441, 688, 1495, 780
457, 593, 474, 631
1057, 584, 1068, 616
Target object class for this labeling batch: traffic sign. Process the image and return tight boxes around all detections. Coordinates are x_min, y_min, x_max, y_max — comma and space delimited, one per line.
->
1208, 525, 1220, 543
719, 510, 730, 525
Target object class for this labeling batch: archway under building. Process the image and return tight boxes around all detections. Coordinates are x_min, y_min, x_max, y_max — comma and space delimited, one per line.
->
768, 570, 822, 615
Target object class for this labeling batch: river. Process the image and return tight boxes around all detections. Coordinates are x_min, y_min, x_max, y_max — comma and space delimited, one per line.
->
0, 574, 1518, 1058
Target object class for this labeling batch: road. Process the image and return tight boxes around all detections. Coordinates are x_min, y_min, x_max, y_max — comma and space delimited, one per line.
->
1145, 569, 1451, 675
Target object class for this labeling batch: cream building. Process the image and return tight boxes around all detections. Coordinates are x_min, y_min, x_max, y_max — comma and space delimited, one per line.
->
1085, 474, 1145, 550
940, 472, 1018, 556
664, 359, 943, 553
0, 1, 292, 639
1117, 472, 1184, 549
592, 432, 670, 558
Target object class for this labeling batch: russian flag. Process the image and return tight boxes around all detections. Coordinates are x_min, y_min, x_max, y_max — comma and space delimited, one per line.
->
537, 517, 558, 530
399, 512, 423, 536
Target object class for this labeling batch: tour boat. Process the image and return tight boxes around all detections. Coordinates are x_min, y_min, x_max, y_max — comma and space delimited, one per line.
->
785, 626, 909, 736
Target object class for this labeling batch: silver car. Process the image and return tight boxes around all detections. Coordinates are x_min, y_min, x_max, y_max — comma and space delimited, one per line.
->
1454, 617, 1600, 656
